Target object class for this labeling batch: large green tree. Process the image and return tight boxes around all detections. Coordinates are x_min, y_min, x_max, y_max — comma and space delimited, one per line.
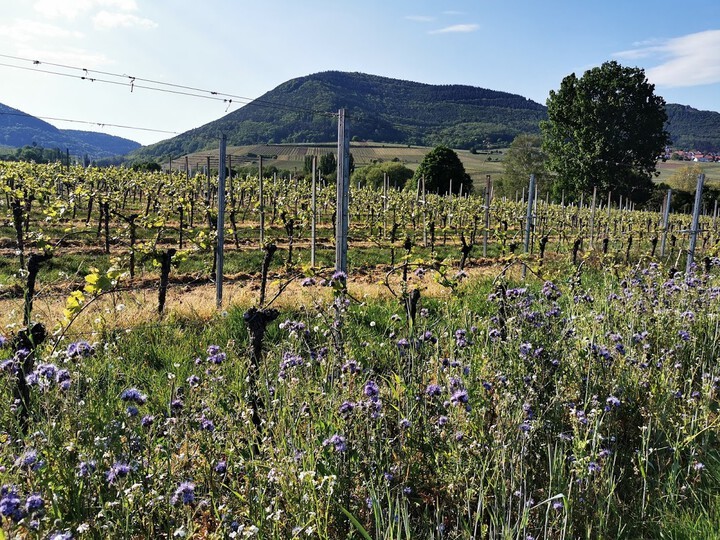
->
413, 145, 472, 195
497, 134, 549, 198
541, 61, 670, 203
352, 161, 414, 189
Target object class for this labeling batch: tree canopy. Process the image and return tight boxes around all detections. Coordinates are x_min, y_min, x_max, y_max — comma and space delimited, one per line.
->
413, 145, 472, 195
352, 161, 414, 190
497, 134, 549, 198
541, 61, 670, 203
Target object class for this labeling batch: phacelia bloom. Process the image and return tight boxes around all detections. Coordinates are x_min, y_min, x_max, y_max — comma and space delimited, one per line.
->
171, 398, 184, 411
399, 418, 411, 429
141, 415, 155, 427
106, 462, 131, 485
694, 462, 705, 471
214, 461, 227, 474
25, 493, 44, 512
207, 345, 226, 364
678, 330, 691, 341
16, 449, 42, 471
199, 416, 215, 432
120, 388, 147, 405
437, 415, 448, 426
77, 461, 96, 478
331, 270, 347, 282
338, 401, 355, 415
323, 434, 347, 452
66, 340, 94, 358
49, 532, 73, 540
588, 461, 601, 474
187, 375, 201, 387
0, 485, 23, 522
126, 406, 139, 417
606, 395, 621, 408
364, 380, 380, 398
426, 384, 443, 397
519, 421, 532, 433
301, 277, 316, 286
450, 389, 469, 406
0, 335, 7, 348
171, 481, 196, 505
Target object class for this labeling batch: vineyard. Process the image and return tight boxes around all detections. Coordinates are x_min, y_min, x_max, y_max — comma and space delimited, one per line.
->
1, 160, 719, 539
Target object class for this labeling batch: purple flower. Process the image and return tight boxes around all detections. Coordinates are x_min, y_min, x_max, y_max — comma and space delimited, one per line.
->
126, 406, 139, 417
450, 389, 468, 406
339, 401, 355, 415
66, 340, 94, 358
187, 375, 201, 387
77, 461, 96, 478
323, 434, 347, 452
694, 462, 705, 471
141, 415, 155, 427
399, 418, 411, 429
25, 493, 44, 512
49, 533, 73, 540
437, 415, 448, 426
199, 416, 215, 432
301, 277, 316, 286
364, 380, 380, 398
171, 481, 196, 505
214, 461, 227, 474
120, 388, 147, 405
606, 395, 621, 408
588, 461, 601, 474
106, 462, 131, 485
0, 485, 23, 522
426, 384, 443, 397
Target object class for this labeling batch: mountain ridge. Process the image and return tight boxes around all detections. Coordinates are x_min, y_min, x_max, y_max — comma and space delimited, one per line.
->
0, 103, 141, 158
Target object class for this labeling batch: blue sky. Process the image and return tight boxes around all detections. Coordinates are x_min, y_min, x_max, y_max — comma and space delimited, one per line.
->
1, 0, 719, 146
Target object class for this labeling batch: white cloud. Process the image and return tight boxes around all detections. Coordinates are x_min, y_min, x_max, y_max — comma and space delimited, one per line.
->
615, 30, 720, 87
33, 0, 138, 19
0, 19, 83, 42
93, 10, 158, 29
406, 15, 435, 23
429, 24, 479, 35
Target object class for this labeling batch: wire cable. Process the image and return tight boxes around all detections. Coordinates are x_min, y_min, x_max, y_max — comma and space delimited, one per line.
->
0, 110, 180, 135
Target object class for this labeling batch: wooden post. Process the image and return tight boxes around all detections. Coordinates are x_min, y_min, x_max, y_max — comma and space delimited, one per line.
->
660, 188, 672, 258
483, 174, 491, 257
589, 186, 597, 248
522, 174, 536, 279
335, 109, 350, 275
686, 174, 705, 272
216, 135, 227, 308
311, 155, 317, 268
259, 155, 265, 245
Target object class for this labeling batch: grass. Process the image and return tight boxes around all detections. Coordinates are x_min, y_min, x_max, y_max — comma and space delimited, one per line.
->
2, 255, 720, 538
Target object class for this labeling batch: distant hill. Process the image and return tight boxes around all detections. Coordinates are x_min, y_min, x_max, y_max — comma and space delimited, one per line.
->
131, 72, 720, 162
130, 71, 548, 161
665, 104, 720, 152
0, 103, 141, 158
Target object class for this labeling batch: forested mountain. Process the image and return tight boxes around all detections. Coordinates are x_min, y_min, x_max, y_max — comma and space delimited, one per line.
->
130, 71, 548, 161
131, 72, 720, 162
665, 104, 720, 152
0, 103, 141, 158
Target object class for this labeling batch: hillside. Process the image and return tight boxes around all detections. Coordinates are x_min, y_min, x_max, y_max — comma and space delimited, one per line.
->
665, 104, 720, 152
130, 71, 547, 161
131, 72, 720, 163
0, 103, 141, 158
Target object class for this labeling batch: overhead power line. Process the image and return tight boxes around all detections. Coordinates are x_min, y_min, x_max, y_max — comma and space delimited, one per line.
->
0, 110, 180, 135
0, 53, 336, 118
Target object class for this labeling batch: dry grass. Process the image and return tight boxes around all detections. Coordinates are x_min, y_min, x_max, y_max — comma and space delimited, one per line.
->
2, 264, 504, 338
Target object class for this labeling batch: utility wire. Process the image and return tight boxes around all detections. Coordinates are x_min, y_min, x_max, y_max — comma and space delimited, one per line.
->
0, 54, 336, 118
0, 110, 180, 135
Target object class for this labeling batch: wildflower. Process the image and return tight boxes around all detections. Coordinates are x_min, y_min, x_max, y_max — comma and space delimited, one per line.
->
437, 415, 448, 426
553, 500, 564, 510
66, 340, 94, 358
16, 449, 42, 471
77, 461, 96, 478
399, 418, 411, 429
207, 345, 226, 364
450, 389, 468, 406
187, 375, 201, 387
588, 461, 601, 474
141, 415, 155, 428
120, 388, 147, 405
426, 383, 443, 397
678, 330, 691, 341
338, 401, 355, 415
301, 277, 316, 286
694, 462, 705, 471
127, 406, 139, 417
171, 481, 196, 505
214, 461, 227, 474
519, 421, 532, 433
106, 462, 131, 485
606, 395, 621, 409
25, 493, 44, 512
199, 416, 215, 432
364, 380, 380, 399
0, 485, 23, 522
48, 531, 73, 540
323, 434, 347, 452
